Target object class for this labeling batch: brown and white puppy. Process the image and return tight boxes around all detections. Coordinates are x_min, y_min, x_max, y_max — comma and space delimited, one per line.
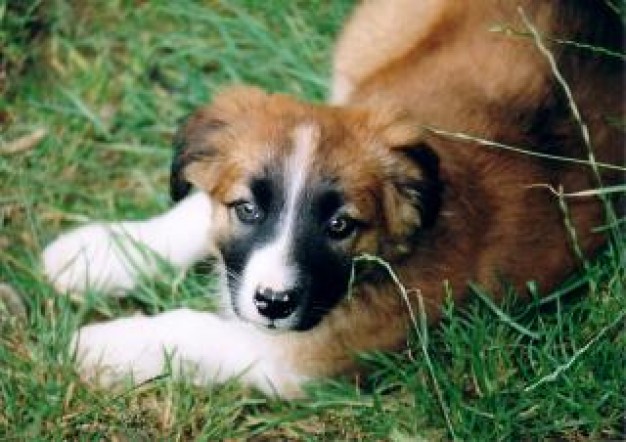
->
43, 0, 624, 397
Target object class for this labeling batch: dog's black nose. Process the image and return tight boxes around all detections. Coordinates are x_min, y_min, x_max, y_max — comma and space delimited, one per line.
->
253, 287, 297, 320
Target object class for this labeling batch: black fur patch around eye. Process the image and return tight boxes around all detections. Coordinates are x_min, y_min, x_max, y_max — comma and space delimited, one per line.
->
316, 187, 344, 223
250, 177, 276, 212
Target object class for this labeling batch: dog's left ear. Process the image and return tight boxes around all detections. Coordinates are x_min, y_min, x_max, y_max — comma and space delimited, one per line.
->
381, 141, 442, 255
367, 107, 443, 256
393, 144, 442, 229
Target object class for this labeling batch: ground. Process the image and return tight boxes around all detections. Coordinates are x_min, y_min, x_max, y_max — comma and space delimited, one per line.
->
1, 1, 624, 440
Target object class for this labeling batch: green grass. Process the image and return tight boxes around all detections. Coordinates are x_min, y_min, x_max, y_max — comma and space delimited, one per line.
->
1, 1, 624, 440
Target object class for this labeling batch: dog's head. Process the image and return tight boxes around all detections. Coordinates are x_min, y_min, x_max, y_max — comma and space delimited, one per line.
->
171, 86, 442, 331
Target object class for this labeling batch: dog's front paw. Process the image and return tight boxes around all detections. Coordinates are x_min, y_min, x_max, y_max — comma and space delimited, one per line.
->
70, 309, 311, 396
71, 315, 164, 386
42, 223, 150, 296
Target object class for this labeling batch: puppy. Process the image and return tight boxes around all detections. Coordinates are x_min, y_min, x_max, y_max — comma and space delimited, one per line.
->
42, 0, 624, 397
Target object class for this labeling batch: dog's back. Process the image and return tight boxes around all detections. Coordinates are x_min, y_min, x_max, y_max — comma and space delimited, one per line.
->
334, 0, 623, 160
332, 0, 624, 301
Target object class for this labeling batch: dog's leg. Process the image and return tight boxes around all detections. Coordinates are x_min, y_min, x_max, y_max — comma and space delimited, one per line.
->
73, 285, 411, 398
73, 308, 309, 398
42, 192, 213, 296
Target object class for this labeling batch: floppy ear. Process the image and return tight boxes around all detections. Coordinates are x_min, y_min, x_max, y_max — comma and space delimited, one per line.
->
169, 86, 269, 201
395, 144, 442, 229
170, 113, 224, 201
381, 142, 442, 256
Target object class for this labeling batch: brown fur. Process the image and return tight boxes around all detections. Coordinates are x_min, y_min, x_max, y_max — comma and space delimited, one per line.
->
176, 0, 624, 380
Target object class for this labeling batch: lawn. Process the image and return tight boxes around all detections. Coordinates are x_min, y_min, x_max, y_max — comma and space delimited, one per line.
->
1, 1, 624, 440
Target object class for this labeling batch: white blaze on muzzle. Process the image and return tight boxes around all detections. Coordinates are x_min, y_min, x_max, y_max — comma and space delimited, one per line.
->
237, 123, 320, 328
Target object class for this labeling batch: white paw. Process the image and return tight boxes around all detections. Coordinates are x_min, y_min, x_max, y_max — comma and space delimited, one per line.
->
42, 193, 214, 296
42, 222, 155, 296
71, 315, 165, 386
70, 309, 308, 397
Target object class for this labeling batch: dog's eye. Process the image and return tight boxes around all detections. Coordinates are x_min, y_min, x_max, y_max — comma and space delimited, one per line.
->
326, 214, 357, 240
233, 201, 263, 224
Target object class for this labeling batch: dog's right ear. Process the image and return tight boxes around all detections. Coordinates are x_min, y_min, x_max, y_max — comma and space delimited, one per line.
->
170, 86, 269, 202
170, 112, 224, 202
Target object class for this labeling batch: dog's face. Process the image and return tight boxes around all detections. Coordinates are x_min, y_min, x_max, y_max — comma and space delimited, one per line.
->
171, 87, 441, 331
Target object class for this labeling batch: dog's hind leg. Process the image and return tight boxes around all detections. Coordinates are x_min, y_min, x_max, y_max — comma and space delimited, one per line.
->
42, 192, 213, 296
